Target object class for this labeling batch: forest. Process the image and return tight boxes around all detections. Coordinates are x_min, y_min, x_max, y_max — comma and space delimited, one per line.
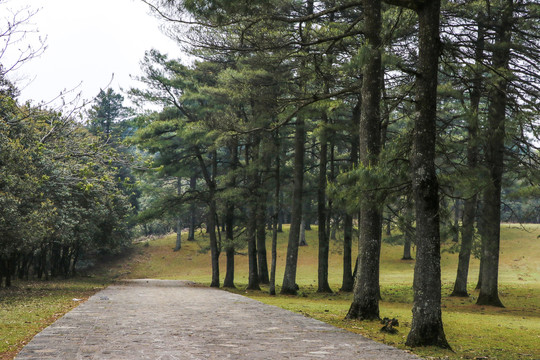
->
1, 0, 539, 352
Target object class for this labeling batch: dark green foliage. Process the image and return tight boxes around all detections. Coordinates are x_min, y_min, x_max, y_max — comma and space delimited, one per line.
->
87, 88, 128, 140
0, 79, 132, 286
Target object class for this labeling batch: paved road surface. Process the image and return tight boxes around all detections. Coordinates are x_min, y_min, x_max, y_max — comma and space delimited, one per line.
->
15, 279, 420, 360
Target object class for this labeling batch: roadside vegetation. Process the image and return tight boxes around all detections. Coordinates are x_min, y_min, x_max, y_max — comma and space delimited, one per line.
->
0, 254, 134, 360
1, 224, 538, 359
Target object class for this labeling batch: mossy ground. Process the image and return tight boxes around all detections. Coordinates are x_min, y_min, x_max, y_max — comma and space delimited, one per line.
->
125, 224, 540, 360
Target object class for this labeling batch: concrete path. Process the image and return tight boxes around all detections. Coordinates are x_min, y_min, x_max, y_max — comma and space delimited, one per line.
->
15, 279, 420, 360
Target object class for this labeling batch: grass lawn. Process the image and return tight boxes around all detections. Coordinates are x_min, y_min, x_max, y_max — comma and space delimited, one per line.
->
125, 223, 540, 360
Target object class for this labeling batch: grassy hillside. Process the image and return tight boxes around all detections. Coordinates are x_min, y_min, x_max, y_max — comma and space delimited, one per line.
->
125, 224, 540, 360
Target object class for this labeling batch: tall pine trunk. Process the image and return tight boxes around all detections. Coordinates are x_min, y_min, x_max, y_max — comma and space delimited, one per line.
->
317, 113, 332, 293
257, 139, 271, 285
270, 134, 281, 296
188, 174, 197, 241
451, 17, 484, 297
477, 0, 512, 308
247, 202, 260, 290
341, 98, 361, 292
402, 198, 415, 260
174, 177, 182, 252
208, 196, 220, 288
347, 0, 382, 321
223, 204, 236, 288
223, 142, 239, 288
196, 149, 219, 288
247, 138, 261, 291
281, 117, 305, 295
257, 198, 270, 284
405, 0, 450, 348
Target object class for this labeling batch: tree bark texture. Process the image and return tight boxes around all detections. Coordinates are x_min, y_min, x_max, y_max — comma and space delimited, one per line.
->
223, 203, 236, 288
247, 201, 260, 290
476, 0, 512, 308
247, 139, 261, 291
208, 197, 220, 288
341, 97, 361, 292
405, 0, 450, 348
195, 149, 219, 288
257, 198, 270, 284
402, 199, 414, 260
174, 178, 182, 252
270, 135, 281, 296
175, 220, 182, 252
256, 138, 271, 285
402, 236, 413, 260
281, 117, 305, 295
347, 0, 383, 321
223, 142, 239, 288
188, 174, 197, 241
341, 214, 354, 292
317, 113, 332, 293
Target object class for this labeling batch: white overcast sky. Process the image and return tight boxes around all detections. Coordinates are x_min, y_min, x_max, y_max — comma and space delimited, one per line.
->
1, 0, 184, 107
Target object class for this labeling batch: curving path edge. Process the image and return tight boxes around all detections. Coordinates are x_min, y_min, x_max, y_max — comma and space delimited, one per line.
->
15, 279, 421, 360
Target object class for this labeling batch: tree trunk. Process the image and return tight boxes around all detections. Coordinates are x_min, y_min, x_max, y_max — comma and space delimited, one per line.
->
256, 137, 270, 285
475, 199, 484, 289
223, 142, 239, 288
281, 0, 311, 295
247, 201, 261, 290
270, 134, 281, 296
402, 234, 413, 260
347, 0, 382, 321
224, 247, 235, 289
476, 0, 512, 308
451, 195, 475, 296
223, 203, 236, 288
317, 113, 332, 293
342, 97, 360, 292
188, 174, 197, 241
4, 259, 12, 287
281, 117, 305, 295
405, 0, 450, 348
246, 138, 261, 291
299, 217, 307, 246
451, 17, 484, 297
341, 214, 354, 292
195, 149, 219, 287
257, 199, 270, 285
452, 200, 460, 243
278, 201, 284, 232
174, 178, 182, 252
0, 260, 4, 288
304, 200, 312, 231
402, 199, 415, 260
175, 220, 182, 251
208, 197, 220, 288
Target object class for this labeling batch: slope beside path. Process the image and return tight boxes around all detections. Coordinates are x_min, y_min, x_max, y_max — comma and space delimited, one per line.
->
15, 279, 420, 360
